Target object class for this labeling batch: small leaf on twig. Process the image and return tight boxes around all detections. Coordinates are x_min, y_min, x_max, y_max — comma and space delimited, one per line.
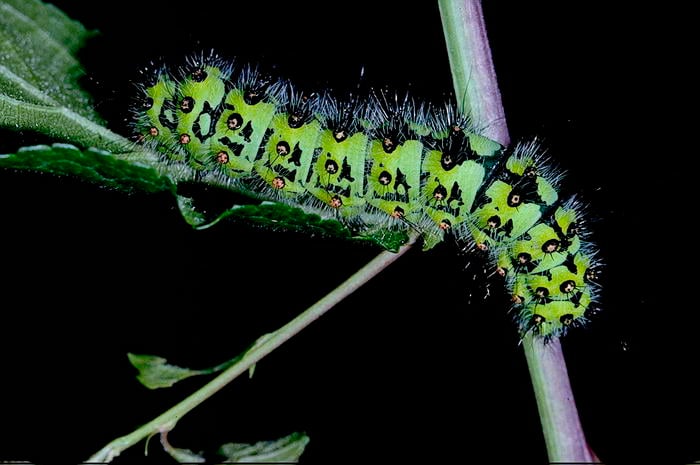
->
218, 432, 310, 463
127, 353, 207, 390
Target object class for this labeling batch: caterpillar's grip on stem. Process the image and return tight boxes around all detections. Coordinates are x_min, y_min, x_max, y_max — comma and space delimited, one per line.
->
438, 2, 602, 462
438, 0, 509, 146
132, 52, 601, 339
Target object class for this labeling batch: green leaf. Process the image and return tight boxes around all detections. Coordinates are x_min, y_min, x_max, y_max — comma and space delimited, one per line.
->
0, 0, 96, 117
0, 0, 92, 55
0, 143, 173, 194
218, 432, 310, 463
176, 195, 210, 227
215, 201, 354, 238
177, 194, 372, 246
127, 349, 254, 390
211, 201, 409, 250
178, 199, 409, 251
0, 0, 134, 153
127, 353, 207, 390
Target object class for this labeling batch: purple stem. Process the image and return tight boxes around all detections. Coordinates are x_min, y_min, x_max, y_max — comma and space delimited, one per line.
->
438, 0, 601, 462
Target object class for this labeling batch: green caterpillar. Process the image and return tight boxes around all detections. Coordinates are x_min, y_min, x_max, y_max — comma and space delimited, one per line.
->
132, 52, 601, 339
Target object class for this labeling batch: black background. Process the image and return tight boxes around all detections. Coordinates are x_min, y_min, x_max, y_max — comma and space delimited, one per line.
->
0, 1, 689, 464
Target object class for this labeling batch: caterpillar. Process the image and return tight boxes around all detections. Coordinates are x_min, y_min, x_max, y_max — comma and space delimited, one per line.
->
131, 52, 601, 339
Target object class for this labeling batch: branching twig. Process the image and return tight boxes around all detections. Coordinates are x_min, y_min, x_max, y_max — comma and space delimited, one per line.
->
86, 233, 418, 462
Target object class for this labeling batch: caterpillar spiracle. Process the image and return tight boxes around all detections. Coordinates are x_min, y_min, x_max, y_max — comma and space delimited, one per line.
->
131, 52, 602, 339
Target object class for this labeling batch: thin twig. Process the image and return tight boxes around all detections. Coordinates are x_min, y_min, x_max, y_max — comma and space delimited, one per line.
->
86, 233, 418, 463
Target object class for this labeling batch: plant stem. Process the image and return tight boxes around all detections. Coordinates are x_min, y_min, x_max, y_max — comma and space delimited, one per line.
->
86, 233, 417, 463
437, 0, 509, 146
438, 0, 600, 462
523, 333, 600, 462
